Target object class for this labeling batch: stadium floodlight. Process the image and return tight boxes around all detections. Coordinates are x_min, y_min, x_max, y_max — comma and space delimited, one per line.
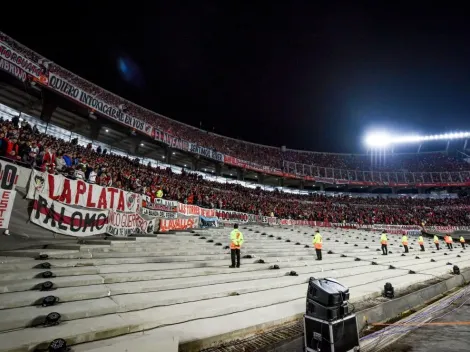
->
365, 131, 470, 147
364, 132, 391, 147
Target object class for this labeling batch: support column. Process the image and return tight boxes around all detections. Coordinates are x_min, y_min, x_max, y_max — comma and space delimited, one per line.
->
130, 139, 141, 155
237, 169, 244, 181
89, 119, 101, 141
40, 91, 58, 123
318, 183, 324, 191
392, 187, 397, 194
192, 157, 200, 171
215, 163, 222, 176
258, 174, 264, 184
299, 179, 305, 190
165, 148, 172, 164
279, 178, 285, 187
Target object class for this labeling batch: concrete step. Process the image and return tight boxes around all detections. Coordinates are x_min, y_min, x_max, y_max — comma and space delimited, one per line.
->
0, 269, 434, 352
0, 254, 315, 273
0, 249, 92, 259
75, 333, 178, 352
0, 263, 409, 332
0, 258, 372, 309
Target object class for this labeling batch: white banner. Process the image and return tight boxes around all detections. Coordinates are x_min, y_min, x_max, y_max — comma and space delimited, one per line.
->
0, 39, 43, 79
0, 189, 15, 228
141, 207, 177, 219
27, 170, 140, 212
0, 159, 22, 228
106, 210, 155, 237
47, 72, 153, 136
30, 194, 109, 236
177, 203, 216, 217
142, 195, 178, 212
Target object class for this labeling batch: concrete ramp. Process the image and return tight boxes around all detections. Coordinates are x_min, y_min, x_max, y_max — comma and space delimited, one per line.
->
0, 226, 468, 351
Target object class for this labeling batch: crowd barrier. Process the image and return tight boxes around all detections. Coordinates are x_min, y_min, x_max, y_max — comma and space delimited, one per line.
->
1, 159, 469, 237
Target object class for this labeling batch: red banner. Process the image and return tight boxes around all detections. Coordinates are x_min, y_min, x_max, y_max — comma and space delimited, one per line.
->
159, 218, 198, 232
177, 203, 215, 217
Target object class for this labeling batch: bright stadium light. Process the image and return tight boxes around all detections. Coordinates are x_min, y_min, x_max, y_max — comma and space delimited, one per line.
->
365, 130, 470, 147
364, 132, 392, 147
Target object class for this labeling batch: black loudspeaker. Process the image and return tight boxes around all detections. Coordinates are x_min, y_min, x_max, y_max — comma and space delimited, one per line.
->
307, 299, 349, 321
307, 278, 350, 306
304, 314, 360, 352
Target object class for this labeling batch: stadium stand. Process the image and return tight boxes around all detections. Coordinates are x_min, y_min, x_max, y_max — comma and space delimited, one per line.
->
1, 117, 470, 226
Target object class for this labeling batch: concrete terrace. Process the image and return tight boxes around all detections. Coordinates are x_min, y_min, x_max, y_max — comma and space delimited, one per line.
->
0, 226, 469, 352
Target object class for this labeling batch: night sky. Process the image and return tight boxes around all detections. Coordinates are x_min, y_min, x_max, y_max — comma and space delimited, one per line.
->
2, 2, 470, 153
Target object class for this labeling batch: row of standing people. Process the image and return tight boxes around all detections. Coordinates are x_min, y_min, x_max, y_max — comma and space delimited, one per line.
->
227, 225, 324, 268
381, 232, 466, 255
226, 226, 466, 268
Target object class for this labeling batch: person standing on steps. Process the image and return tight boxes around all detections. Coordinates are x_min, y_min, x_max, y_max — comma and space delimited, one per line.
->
418, 235, 425, 252
313, 229, 323, 260
434, 235, 440, 250
380, 231, 388, 255
460, 236, 466, 249
229, 224, 244, 268
402, 233, 409, 253
444, 234, 453, 250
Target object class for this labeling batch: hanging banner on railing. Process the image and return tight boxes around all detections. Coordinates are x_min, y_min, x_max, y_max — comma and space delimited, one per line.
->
188, 143, 224, 162
141, 208, 177, 219
178, 203, 215, 217
106, 210, 155, 237
0, 58, 27, 82
0, 189, 15, 229
0, 159, 21, 228
0, 38, 44, 79
215, 209, 250, 223
30, 194, 109, 236
159, 217, 199, 232
142, 195, 177, 212
199, 216, 218, 228
47, 72, 152, 135
27, 170, 140, 212
153, 128, 190, 151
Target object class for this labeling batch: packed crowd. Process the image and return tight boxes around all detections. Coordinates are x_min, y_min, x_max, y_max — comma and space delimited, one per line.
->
3, 33, 470, 175
1, 116, 470, 227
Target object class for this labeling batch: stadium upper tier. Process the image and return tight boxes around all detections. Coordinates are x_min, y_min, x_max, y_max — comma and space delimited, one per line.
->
1, 117, 470, 226
1, 32, 470, 181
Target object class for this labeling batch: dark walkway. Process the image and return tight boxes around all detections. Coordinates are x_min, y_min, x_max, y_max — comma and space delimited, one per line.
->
384, 294, 470, 352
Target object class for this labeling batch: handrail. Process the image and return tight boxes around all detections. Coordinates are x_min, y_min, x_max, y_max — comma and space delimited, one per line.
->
282, 160, 470, 186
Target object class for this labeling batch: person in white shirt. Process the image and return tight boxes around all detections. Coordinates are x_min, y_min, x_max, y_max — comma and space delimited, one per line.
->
74, 165, 86, 180
88, 168, 97, 183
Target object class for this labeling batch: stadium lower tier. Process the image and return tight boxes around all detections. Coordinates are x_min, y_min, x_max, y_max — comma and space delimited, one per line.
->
0, 227, 468, 351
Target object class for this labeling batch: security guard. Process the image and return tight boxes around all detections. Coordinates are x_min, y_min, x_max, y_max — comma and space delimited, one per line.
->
418, 235, 425, 252
313, 230, 323, 260
445, 234, 453, 250
460, 236, 466, 249
434, 235, 440, 250
380, 231, 388, 255
229, 224, 244, 268
402, 233, 409, 253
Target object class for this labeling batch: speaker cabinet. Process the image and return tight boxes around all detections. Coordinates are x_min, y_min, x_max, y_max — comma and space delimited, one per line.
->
307, 278, 350, 307
304, 314, 360, 352
306, 299, 349, 321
